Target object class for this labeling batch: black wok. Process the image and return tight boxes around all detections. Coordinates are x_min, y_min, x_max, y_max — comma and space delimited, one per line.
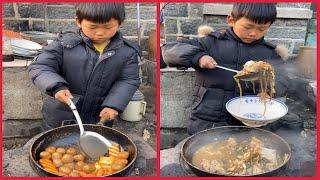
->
29, 124, 137, 177
181, 126, 291, 176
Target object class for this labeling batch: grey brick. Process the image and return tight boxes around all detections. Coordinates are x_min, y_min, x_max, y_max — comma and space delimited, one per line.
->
272, 19, 287, 27
120, 21, 138, 36
266, 27, 307, 39
18, 3, 45, 18
31, 21, 46, 31
48, 21, 77, 33
143, 21, 156, 36
164, 19, 178, 34
189, 3, 204, 18
126, 6, 156, 20
277, 3, 311, 9
48, 6, 75, 19
180, 19, 204, 35
204, 15, 227, 24
3, 3, 15, 17
162, 3, 188, 17
286, 19, 308, 27
4, 20, 29, 31
48, 3, 74, 6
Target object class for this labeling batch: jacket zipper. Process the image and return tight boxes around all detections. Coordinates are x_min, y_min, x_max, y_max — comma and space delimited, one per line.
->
81, 44, 122, 114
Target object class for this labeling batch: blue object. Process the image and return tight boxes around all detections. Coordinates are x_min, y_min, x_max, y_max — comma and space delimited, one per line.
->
160, 12, 164, 24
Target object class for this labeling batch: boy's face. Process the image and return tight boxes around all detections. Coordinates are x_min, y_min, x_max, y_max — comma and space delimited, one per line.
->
227, 16, 271, 44
77, 18, 120, 44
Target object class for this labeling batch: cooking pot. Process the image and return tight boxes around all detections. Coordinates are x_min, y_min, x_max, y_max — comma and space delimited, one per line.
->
181, 126, 291, 176
29, 124, 137, 176
120, 90, 146, 122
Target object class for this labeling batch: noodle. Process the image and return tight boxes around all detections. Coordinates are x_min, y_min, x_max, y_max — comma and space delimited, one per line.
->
233, 61, 275, 115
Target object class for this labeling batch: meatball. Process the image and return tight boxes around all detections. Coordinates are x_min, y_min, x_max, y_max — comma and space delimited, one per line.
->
59, 166, 72, 175
83, 164, 96, 174
51, 152, 62, 160
61, 154, 74, 164
45, 146, 56, 154
40, 151, 51, 159
66, 147, 77, 155
53, 159, 63, 168
73, 154, 85, 161
75, 161, 85, 171
56, 147, 66, 154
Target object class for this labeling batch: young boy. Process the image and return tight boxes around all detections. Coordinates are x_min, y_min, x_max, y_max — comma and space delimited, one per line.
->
162, 3, 289, 135
28, 3, 141, 130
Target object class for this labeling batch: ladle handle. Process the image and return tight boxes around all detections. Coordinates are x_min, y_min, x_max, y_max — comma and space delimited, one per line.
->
216, 65, 239, 73
67, 98, 85, 136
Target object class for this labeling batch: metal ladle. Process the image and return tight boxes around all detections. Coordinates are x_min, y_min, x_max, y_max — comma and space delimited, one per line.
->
216, 65, 262, 81
67, 98, 112, 159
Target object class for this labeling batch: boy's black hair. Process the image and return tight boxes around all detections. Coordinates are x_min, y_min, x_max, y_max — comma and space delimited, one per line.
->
75, 3, 125, 24
231, 3, 277, 25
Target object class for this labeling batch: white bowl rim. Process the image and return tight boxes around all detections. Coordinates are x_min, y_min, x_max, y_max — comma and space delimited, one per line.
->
226, 95, 288, 121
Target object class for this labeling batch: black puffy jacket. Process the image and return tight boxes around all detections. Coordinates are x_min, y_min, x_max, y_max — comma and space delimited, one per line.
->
28, 29, 141, 130
162, 28, 289, 134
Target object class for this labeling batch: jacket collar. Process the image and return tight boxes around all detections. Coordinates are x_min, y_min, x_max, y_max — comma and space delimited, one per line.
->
79, 29, 124, 52
225, 27, 265, 46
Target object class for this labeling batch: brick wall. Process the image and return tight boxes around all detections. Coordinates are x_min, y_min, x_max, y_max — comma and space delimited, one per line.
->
3, 3, 156, 54
161, 3, 314, 56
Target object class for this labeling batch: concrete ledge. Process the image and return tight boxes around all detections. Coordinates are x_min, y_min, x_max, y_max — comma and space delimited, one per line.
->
160, 68, 196, 128
203, 4, 313, 19
3, 66, 43, 120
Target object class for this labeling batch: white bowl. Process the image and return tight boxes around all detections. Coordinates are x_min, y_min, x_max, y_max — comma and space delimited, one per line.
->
226, 96, 288, 127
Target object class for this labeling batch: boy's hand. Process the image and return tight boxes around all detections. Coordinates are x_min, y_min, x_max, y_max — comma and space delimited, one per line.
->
54, 89, 73, 104
199, 55, 217, 69
99, 107, 119, 124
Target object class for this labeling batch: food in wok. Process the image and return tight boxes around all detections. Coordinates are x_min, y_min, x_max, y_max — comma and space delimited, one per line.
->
38, 144, 129, 177
192, 136, 289, 176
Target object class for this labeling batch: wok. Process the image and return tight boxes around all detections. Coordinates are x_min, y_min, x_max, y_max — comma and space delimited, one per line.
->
181, 126, 291, 176
29, 124, 137, 177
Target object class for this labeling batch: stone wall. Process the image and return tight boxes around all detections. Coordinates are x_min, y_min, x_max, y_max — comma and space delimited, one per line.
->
161, 3, 313, 56
3, 3, 156, 53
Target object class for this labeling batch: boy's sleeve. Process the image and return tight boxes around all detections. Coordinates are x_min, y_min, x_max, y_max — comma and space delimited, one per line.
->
28, 40, 68, 96
161, 38, 209, 69
101, 52, 140, 112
